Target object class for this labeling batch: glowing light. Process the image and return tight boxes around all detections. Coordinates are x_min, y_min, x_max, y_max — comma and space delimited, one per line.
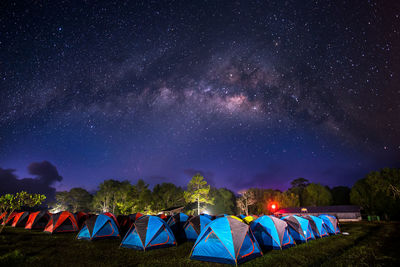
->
271, 204, 276, 210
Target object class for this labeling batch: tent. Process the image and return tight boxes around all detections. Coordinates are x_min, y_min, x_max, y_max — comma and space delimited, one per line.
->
190, 216, 262, 265
167, 213, 189, 239
121, 215, 176, 251
44, 211, 79, 233
201, 214, 213, 220
251, 215, 295, 250
11, 211, 30, 227
238, 214, 246, 219
117, 215, 133, 236
319, 214, 340, 235
183, 215, 212, 241
103, 212, 119, 227
25, 211, 50, 229
129, 212, 143, 222
303, 215, 329, 238
75, 212, 90, 229
0, 212, 8, 224
282, 215, 315, 244
2, 212, 17, 226
77, 214, 120, 240
243, 216, 255, 224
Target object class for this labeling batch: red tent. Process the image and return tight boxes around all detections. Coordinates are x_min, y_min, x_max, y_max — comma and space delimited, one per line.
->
75, 212, 90, 229
11, 211, 30, 227
44, 211, 79, 233
0, 212, 7, 224
2, 212, 17, 226
25, 211, 51, 229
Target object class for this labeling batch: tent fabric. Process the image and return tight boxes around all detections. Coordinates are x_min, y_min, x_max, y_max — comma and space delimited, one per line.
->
319, 214, 340, 235
2, 212, 18, 226
25, 211, 50, 230
11, 211, 30, 227
303, 215, 329, 238
167, 213, 189, 239
44, 211, 79, 233
102, 212, 120, 228
129, 213, 143, 222
282, 215, 315, 244
190, 216, 262, 265
243, 216, 255, 224
251, 215, 295, 250
77, 214, 120, 240
121, 215, 176, 251
184, 215, 212, 241
0, 212, 7, 224
117, 215, 133, 236
75, 212, 90, 229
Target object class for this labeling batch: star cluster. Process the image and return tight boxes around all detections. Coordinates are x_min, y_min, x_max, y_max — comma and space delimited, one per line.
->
0, 0, 399, 192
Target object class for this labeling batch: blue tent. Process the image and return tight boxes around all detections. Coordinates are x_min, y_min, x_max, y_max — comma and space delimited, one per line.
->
121, 215, 176, 251
303, 215, 329, 238
77, 214, 120, 240
167, 213, 189, 239
282, 215, 315, 244
319, 214, 340, 235
190, 216, 262, 265
201, 213, 213, 220
238, 214, 246, 219
184, 215, 212, 240
251, 215, 295, 249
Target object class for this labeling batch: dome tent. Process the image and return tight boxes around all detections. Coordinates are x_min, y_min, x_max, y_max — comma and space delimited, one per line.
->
167, 212, 189, 239
11, 211, 30, 227
183, 214, 212, 241
25, 211, 50, 230
190, 216, 262, 265
44, 211, 79, 233
319, 214, 340, 235
282, 215, 315, 244
303, 215, 329, 238
77, 214, 120, 240
121, 215, 176, 251
251, 215, 295, 250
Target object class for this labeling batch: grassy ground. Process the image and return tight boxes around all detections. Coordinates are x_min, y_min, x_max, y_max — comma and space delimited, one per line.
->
0, 222, 399, 266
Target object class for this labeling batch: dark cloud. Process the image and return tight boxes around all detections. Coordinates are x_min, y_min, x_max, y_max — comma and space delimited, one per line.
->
0, 161, 62, 202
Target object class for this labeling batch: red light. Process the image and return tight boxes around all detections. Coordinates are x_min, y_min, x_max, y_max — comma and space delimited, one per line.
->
271, 204, 276, 210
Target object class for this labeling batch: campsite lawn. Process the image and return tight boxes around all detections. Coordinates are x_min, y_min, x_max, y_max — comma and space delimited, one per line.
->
0, 222, 399, 266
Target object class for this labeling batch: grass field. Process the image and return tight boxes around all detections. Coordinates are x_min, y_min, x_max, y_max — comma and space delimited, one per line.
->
0, 222, 399, 266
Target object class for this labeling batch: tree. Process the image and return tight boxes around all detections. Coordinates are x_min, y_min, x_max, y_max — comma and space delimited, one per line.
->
303, 183, 333, 206
288, 178, 309, 206
133, 179, 152, 213
68, 188, 92, 212
275, 191, 300, 209
237, 189, 256, 216
350, 168, 400, 220
0, 191, 46, 234
151, 183, 184, 213
184, 174, 214, 215
115, 181, 136, 215
331, 186, 350, 205
208, 188, 236, 215
92, 180, 122, 213
51, 191, 70, 212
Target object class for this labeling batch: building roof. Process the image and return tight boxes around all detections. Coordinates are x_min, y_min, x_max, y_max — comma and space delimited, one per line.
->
275, 205, 361, 214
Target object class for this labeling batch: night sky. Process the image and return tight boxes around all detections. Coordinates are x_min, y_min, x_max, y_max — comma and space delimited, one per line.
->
1, 0, 399, 195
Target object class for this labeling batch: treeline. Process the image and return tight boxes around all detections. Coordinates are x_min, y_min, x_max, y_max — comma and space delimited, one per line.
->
50, 168, 400, 219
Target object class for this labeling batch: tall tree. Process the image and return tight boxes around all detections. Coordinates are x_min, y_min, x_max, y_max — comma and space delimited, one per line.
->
237, 189, 256, 216
184, 174, 214, 215
151, 183, 184, 213
289, 178, 309, 206
331, 186, 350, 205
92, 180, 122, 213
68, 188, 92, 212
208, 188, 236, 215
303, 183, 333, 206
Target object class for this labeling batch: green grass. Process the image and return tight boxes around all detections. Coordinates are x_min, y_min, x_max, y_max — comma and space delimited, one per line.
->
0, 222, 399, 266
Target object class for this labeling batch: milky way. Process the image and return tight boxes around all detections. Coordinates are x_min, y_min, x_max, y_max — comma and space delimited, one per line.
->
0, 1, 399, 192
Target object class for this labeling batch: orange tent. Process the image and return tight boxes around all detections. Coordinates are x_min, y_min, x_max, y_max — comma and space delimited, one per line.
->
11, 211, 30, 227
44, 211, 79, 233
25, 211, 51, 229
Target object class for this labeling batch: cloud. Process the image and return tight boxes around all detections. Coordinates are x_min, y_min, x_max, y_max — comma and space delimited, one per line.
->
0, 161, 63, 202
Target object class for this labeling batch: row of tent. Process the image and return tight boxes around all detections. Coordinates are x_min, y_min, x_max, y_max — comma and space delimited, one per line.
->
0, 211, 340, 265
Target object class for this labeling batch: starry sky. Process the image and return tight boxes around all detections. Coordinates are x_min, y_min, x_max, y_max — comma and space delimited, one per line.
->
1, 0, 399, 194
